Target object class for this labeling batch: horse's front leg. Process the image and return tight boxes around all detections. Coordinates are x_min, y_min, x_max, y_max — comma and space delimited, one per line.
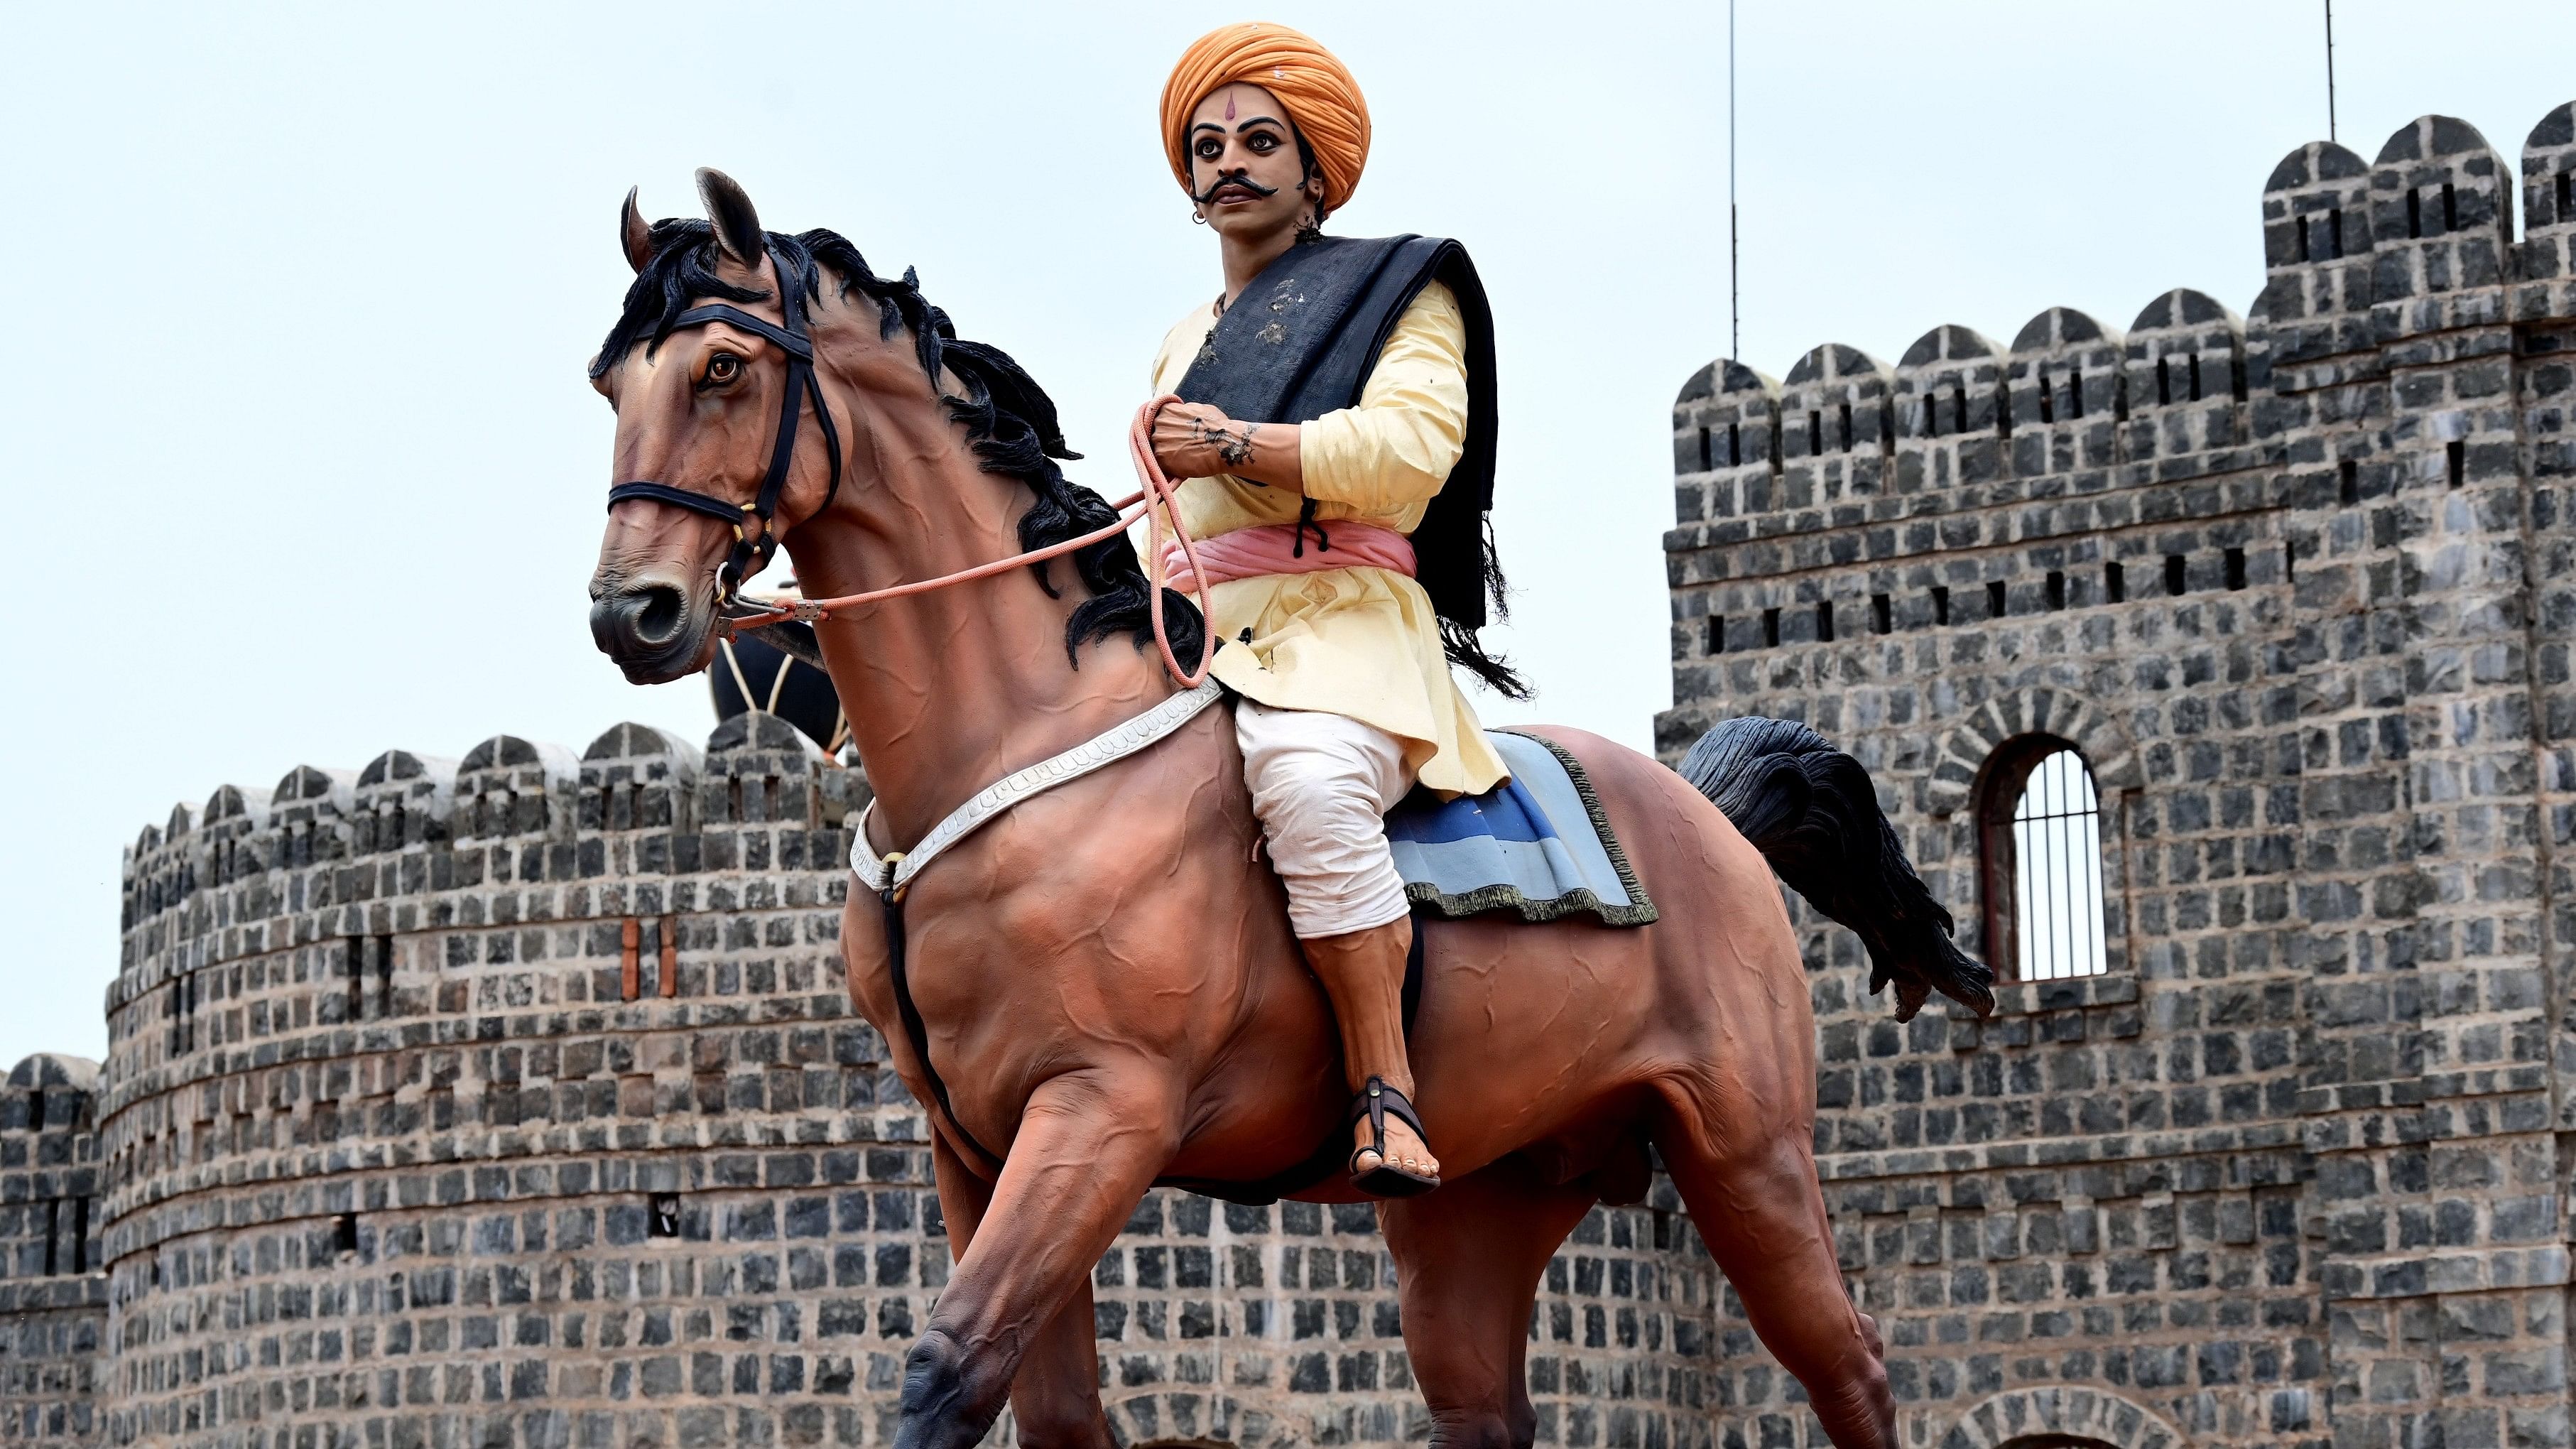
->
898, 1068, 1179, 1449
928, 1131, 1116, 1449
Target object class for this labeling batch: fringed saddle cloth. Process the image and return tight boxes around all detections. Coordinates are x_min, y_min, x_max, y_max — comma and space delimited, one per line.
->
1388, 729, 1656, 927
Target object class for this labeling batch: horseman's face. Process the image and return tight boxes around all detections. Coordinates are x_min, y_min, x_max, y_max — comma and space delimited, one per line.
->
1187, 82, 1322, 242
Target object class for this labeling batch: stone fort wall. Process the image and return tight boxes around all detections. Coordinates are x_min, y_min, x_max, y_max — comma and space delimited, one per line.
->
5, 89, 2573, 1449
1659, 100, 2576, 1449
18, 710, 1699, 1448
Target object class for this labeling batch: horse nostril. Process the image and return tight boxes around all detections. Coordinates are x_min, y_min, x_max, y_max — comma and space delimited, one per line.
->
631, 585, 686, 646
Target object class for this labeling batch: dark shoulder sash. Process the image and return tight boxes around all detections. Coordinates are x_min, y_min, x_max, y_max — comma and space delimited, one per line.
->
1172, 234, 1502, 634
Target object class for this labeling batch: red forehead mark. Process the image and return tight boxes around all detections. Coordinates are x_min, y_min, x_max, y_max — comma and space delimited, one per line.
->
1223, 93, 1237, 121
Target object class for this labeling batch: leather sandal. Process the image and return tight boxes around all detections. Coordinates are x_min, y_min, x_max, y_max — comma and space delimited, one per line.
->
1347, 1075, 1440, 1198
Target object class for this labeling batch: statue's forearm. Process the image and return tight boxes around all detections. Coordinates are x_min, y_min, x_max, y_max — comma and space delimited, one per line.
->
1201, 415, 1303, 492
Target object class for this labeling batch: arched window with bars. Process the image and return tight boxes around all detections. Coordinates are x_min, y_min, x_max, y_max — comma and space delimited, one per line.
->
1977, 738, 2109, 982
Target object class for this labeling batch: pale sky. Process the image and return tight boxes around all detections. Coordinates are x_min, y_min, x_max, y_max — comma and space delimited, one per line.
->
6, 1, 2571, 1068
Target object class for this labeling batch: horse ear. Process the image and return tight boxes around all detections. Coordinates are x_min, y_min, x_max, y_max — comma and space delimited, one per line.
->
695, 167, 764, 265
619, 187, 652, 273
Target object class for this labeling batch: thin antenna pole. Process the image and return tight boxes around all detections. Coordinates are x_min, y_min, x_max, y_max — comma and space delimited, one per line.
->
1729, 0, 1739, 361
2323, 0, 2337, 143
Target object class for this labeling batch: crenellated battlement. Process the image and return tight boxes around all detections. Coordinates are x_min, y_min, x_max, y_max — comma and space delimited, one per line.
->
1661, 96, 2576, 1449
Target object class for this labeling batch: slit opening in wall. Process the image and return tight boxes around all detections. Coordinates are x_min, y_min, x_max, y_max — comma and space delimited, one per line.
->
2441, 181, 2456, 232
2339, 458, 2359, 506
1768, 411, 1783, 475
2229, 354, 2246, 402
1878, 403, 1893, 452
43, 1200, 58, 1275
1817, 601, 1835, 643
2067, 367, 2084, 419
2447, 439, 2464, 489
1987, 580, 2007, 618
1932, 585, 1950, 626
1697, 425, 1711, 472
2113, 371, 2129, 421
2038, 370, 2055, 425
2296, 215, 2311, 262
2187, 354, 2203, 401
2329, 207, 2344, 256
1728, 422, 1742, 467
1837, 401, 1854, 452
1704, 614, 1724, 656
651, 1193, 683, 1238
1807, 410, 1822, 457
70, 1197, 87, 1274
1951, 384, 1967, 433
1761, 607, 1781, 648
2165, 555, 2188, 596
2105, 560, 2125, 604
2286, 541, 2298, 584
2562, 171, 2574, 223
26, 1087, 43, 1134
1996, 384, 2012, 438
1871, 592, 1891, 634
2224, 547, 2247, 590
2045, 570, 2065, 610
2407, 188, 2422, 238
375, 935, 393, 1017
335, 1212, 359, 1257
2156, 357, 2171, 406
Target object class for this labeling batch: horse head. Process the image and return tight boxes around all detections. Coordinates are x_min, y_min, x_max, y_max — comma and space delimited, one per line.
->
585, 168, 862, 684
585, 170, 1193, 698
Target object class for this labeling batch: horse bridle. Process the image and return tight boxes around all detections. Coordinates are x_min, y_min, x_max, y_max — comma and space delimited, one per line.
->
604, 243, 844, 607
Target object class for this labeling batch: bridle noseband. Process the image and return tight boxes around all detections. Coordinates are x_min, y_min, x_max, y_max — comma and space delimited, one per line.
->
604, 242, 844, 605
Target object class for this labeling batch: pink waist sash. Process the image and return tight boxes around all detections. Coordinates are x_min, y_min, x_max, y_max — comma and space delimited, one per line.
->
1159, 521, 1416, 590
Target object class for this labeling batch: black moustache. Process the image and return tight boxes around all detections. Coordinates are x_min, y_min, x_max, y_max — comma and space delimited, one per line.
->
1193, 170, 1281, 204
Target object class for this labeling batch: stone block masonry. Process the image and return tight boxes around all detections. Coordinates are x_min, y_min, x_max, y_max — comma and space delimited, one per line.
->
1663, 101, 2576, 1449
50, 707, 1710, 1446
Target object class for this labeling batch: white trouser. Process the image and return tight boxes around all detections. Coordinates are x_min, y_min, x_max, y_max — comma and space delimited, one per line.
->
1235, 700, 1416, 938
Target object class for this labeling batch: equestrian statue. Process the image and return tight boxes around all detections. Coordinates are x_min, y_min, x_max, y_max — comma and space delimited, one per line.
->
585, 23, 1992, 1449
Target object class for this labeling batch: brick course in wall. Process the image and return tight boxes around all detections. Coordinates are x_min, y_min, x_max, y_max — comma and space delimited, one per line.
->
1659, 101, 2576, 1449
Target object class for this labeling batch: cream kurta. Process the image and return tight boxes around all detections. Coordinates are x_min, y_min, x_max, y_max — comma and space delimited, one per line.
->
1151, 280, 1505, 797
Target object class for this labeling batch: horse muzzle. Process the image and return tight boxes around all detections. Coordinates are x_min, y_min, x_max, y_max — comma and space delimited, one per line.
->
589, 577, 716, 684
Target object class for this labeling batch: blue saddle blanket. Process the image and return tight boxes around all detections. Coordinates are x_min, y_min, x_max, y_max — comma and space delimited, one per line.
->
1387, 730, 1657, 927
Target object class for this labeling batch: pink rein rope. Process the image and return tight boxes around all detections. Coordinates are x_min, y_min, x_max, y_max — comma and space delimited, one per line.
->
722, 394, 1216, 689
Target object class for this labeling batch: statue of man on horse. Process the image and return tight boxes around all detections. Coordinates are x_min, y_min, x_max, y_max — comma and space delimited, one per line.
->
583, 22, 1991, 1449
1143, 23, 1523, 1197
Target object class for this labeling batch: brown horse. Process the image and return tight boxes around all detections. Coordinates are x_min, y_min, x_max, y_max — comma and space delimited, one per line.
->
585, 173, 1991, 1449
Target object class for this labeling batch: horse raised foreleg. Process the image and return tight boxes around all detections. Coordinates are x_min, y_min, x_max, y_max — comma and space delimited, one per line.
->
928, 1134, 1116, 1449
1379, 1158, 1600, 1449
898, 1070, 1178, 1449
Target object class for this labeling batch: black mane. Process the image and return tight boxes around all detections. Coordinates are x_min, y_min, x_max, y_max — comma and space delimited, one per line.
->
594, 219, 1202, 670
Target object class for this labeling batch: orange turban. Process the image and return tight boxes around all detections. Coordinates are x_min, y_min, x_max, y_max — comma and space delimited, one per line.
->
1161, 22, 1371, 215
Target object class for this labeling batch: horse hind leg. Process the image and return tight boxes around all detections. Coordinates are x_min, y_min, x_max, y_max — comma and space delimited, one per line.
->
1651, 1082, 1894, 1449
1379, 1158, 1598, 1449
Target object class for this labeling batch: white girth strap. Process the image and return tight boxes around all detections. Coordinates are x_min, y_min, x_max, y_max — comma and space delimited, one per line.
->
852, 680, 1226, 895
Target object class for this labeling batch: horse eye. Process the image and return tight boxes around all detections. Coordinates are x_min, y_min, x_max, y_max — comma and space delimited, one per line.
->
706, 352, 741, 384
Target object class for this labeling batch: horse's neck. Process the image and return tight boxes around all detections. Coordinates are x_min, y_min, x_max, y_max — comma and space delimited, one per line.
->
788, 394, 1168, 851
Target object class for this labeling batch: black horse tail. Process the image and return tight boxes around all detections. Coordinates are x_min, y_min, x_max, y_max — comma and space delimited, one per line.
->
1678, 717, 1995, 1023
